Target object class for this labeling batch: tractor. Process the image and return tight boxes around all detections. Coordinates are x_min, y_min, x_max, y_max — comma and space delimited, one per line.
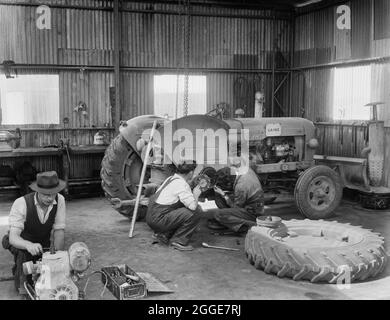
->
100, 112, 343, 220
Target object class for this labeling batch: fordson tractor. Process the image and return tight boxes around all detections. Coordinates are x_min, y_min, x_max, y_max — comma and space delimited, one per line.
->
100, 113, 343, 220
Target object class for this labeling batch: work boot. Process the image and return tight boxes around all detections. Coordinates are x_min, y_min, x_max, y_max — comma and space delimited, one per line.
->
152, 233, 169, 245
207, 219, 227, 231
170, 241, 194, 251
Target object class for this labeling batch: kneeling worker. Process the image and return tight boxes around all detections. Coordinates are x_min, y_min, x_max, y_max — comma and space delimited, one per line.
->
209, 160, 264, 235
2, 171, 66, 296
146, 160, 202, 251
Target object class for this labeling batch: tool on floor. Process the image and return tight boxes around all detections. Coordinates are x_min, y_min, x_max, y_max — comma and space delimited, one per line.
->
201, 242, 239, 251
110, 196, 149, 209
129, 120, 157, 238
101, 264, 147, 299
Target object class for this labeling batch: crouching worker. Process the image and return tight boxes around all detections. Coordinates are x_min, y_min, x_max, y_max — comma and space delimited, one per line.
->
1, 171, 66, 296
208, 161, 264, 235
146, 160, 202, 251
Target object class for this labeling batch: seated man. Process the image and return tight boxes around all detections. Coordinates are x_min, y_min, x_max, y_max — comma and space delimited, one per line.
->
146, 160, 202, 251
208, 161, 264, 235
2, 171, 66, 296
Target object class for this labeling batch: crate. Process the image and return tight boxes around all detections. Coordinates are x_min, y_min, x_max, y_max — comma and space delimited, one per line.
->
101, 265, 147, 300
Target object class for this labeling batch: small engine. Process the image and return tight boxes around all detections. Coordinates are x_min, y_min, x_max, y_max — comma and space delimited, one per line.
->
23, 242, 91, 300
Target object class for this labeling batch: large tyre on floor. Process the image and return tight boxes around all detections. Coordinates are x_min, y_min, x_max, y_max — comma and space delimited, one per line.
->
294, 165, 343, 219
100, 135, 144, 217
245, 219, 387, 283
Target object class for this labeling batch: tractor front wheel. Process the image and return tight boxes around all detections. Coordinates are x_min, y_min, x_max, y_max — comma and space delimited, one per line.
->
294, 165, 343, 219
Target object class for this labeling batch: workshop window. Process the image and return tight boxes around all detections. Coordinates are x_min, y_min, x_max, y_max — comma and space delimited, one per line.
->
333, 66, 371, 121
154, 75, 207, 119
0, 75, 60, 125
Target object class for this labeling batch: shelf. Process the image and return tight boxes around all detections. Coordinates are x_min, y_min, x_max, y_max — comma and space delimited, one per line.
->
68, 145, 107, 155
0, 148, 62, 158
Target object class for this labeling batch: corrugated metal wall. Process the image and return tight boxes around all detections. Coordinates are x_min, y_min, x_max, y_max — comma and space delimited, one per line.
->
291, 68, 334, 122
293, 0, 390, 187
292, 0, 390, 122
207, 72, 288, 117
0, 3, 290, 67
1, 2, 291, 129
120, 71, 154, 120
59, 70, 114, 127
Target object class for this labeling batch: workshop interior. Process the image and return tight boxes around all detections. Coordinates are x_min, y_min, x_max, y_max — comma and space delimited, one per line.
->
0, 0, 390, 301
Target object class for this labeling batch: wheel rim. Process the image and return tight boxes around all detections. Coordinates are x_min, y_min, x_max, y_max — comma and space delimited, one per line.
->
306, 175, 336, 211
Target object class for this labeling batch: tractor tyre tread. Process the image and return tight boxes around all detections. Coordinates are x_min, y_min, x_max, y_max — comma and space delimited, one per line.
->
244, 219, 387, 283
100, 135, 139, 217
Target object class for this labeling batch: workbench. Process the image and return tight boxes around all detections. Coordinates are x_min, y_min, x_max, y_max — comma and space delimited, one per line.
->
0, 146, 107, 199
0, 148, 62, 158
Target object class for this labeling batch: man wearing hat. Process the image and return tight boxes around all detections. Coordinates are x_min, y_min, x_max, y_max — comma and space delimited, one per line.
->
1, 171, 67, 296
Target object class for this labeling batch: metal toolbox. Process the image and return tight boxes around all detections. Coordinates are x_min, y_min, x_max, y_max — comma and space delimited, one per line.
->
101, 264, 147, 300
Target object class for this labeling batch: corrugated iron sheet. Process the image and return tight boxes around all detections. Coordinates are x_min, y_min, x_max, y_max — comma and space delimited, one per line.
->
1, 3, 290, 69
207, 72, 289, 117
371, 62, 390, 125
120, 9, 290, 69
60, 70, 114, 127
374, 0, 390, 40
315, 123, 368, 158
292, 0, 390, 67
120, 71, 154, 120
351, 0, 371, 59
291, 67, 334, 121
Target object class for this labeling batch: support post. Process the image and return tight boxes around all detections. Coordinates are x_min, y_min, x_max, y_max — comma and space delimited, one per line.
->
271, 15, 276, 117
289, 13, 295, 117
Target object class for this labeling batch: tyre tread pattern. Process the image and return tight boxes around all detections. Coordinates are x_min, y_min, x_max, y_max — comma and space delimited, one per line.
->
245, 219, 387, 283
100, 135, 139, 217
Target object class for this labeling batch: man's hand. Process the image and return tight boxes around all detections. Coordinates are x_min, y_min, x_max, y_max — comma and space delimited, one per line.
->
213, 186, 225, 196
26, 243, 43, 256
193, 185, 202, 199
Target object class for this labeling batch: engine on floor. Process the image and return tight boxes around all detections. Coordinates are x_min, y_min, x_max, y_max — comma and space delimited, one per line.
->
23, 242, 91, 300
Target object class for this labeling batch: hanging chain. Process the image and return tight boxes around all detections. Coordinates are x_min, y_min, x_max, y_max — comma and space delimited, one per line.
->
175, 0, 184, 119
183, 0, 191, 117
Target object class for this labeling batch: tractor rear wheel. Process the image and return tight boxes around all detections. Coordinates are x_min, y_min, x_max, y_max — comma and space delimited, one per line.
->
100, 135, 145, 217
294, 165, 342, 219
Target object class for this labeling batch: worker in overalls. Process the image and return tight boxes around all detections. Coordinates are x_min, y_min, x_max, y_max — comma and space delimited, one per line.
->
208, 159, 264, 235
1, 171, 66, 297
146, 160, 202, 251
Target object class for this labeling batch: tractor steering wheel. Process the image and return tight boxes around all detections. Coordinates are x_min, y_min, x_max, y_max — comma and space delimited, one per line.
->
206, 103, 227, 119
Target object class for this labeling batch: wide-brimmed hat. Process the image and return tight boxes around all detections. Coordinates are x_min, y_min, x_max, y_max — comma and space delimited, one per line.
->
29, 171, 66, 194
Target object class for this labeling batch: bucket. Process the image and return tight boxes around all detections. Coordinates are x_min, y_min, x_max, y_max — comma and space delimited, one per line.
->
94, 131, 106, 145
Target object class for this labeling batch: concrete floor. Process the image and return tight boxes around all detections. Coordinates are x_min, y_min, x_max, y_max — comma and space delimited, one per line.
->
0, 195, 390, 300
